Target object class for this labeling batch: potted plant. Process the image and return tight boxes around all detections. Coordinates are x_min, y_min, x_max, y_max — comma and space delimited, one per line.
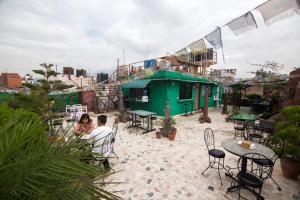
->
156, 131, 162, 139
271, 105, 300, 180
168, 117, 177, 141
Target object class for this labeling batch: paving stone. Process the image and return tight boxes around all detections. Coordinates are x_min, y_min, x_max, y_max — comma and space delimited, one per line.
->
293, 194, 300, 200
147, 192, 154, 197
121, 161, 127, 164
146, 167, 151, 171
129, 188, 134, 193
177, 190, 182, 195
208, 185, 214, 191
160, 168, 165, 171
147, 179, 152, 184
162, 194, 168, 198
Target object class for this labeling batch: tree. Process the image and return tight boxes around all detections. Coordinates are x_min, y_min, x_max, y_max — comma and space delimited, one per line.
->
23, 63, 73, 119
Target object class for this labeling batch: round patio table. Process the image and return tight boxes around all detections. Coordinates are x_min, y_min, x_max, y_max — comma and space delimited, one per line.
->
222, 139, 275, 196
221, 139, 275, 173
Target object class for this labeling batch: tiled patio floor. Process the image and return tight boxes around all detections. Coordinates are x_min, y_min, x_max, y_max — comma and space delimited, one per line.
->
98, 109, 300, 200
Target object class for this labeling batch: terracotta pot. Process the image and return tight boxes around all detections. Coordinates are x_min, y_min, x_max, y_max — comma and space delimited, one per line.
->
168, 132, 176, 141
156, 131, 162, 139
280, 158, 300, 180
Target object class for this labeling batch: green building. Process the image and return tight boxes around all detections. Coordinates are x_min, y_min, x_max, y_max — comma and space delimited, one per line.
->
121, 70, 222, 116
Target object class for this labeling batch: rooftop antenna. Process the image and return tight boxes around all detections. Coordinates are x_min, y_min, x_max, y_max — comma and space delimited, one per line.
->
122, 49, 125, 65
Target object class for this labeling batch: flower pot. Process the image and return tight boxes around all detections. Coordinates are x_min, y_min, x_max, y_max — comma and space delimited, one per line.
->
280, 158, 300, 180
156, 131, 162, 139
168, 132, 176, 141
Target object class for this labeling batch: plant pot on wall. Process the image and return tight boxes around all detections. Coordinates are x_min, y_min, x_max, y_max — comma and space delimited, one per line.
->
280, 158, 300, 180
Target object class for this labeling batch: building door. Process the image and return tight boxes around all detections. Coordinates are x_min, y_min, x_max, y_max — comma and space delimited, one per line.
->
194, 83, 200, 110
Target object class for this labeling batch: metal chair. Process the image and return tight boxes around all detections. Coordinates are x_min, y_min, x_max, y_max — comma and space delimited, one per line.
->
233, 120, 245, 139
245, 120, 264, 144
111, 122, 119, 159
92, 132, 115, 172
253, 138, 282, 191
230, 153, 272, 200
201, 128, 226, 185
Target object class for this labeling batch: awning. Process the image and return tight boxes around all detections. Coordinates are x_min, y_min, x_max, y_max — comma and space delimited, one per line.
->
121, 79, 152, 89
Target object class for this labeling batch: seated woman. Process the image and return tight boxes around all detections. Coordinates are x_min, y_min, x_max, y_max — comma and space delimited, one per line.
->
74, 114, 94, 136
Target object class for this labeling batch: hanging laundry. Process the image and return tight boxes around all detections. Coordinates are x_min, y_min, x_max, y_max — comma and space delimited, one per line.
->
256, 0, 300, 26
227, 12, 258, 36
205, 27, 222, 49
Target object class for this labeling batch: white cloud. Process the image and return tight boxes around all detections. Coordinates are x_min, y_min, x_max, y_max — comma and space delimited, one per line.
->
0, 0, 299, 78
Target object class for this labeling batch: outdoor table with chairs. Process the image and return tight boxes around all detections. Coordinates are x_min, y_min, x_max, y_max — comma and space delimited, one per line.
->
127, 110, 156, 133
221, 139, 280, 199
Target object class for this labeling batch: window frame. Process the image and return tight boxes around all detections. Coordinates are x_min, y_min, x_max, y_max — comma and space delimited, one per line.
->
179, 83, 193, 100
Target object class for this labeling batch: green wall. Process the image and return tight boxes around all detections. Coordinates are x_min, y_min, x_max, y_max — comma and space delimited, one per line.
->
123, 80, 221, 116
50, 92, 80, 112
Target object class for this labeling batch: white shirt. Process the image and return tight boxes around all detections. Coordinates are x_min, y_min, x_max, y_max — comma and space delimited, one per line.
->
90, 125, 112, 154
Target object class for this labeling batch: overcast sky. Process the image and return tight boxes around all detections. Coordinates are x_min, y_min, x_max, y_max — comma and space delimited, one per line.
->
0, 0, 299, 78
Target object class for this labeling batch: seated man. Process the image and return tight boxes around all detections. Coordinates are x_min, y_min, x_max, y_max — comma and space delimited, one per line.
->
90, 115, 112, 170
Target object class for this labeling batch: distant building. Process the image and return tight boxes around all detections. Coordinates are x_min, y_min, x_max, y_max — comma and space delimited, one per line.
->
283, 68, 300, 106
97, 73, 109, 83
63, 67, 75, 75
117, 65, 129, 78
23, 74, 34, 84
0, 73, 22, 88
210, 69, 236, 93
76, 69, 87, 78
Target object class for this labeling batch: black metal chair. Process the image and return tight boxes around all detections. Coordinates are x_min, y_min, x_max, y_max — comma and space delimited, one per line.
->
233, 120, 246, 139
253, 138, 282, 191
245, 120, 264, 144
201, 128, 226, 185
230, 153, 272, 200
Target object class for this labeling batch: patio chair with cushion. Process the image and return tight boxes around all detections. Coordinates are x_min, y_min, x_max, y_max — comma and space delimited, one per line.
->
201, 128, 227, 185
253, 138, 282, 191
229, 152, 272, 200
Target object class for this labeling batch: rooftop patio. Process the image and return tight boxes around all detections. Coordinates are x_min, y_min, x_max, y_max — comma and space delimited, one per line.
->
100, 109, 300, 200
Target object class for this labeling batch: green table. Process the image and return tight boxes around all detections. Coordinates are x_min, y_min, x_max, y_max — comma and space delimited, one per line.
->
230, 114, 257, 121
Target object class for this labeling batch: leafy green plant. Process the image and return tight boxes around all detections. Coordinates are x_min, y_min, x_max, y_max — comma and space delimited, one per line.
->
23, 63, 73, 119
158, 116, 176, 135
272, 105, 300, 161
0, 106, 120, 200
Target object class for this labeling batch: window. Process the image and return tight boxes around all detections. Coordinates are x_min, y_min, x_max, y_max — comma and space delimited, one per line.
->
201, 86, 212, 97
130, 87, 150, 99
179, 83, 192, 100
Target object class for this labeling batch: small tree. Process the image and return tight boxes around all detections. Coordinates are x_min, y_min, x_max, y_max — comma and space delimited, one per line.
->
23, 63, 73, 119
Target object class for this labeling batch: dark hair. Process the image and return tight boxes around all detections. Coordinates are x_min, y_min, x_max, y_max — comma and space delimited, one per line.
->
78, 114, 92, 124
98, 115, 107, 124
